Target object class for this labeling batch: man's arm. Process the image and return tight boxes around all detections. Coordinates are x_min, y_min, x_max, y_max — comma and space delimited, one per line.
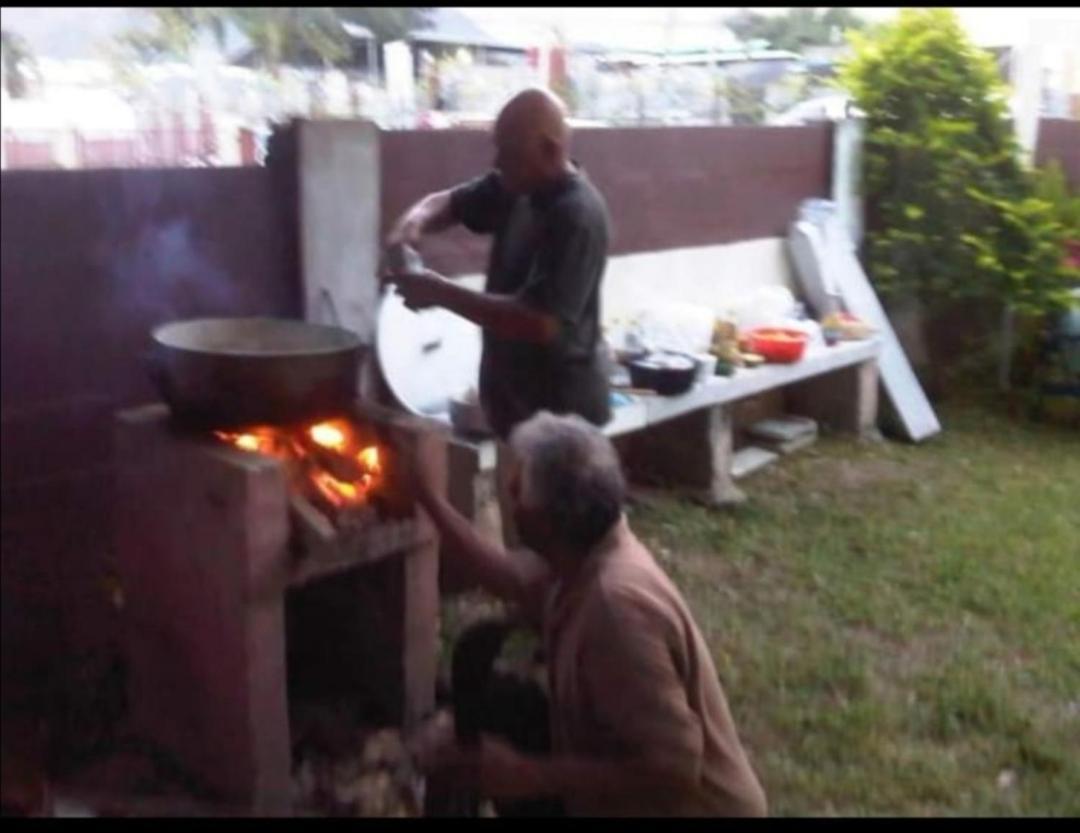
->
388, 273, 559, 344
388, 170, 509, 248
387, 189, 457, 247
417, 487, 549, 618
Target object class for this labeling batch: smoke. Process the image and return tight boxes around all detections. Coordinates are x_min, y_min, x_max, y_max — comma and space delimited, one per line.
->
107, 215, 239, 326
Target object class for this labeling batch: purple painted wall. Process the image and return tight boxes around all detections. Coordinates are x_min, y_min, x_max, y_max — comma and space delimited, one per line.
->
382, 124, 834, 277
1, 167, 299, 716
1035, 118, 1080, 191
2, 124, 834, 730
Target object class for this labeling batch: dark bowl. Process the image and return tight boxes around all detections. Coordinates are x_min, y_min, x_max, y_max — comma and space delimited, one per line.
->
627, 352, 697, 396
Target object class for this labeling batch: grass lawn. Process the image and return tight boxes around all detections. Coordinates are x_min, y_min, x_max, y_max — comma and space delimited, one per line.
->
440, 395, 1078, 816
629, 396, 1079, 816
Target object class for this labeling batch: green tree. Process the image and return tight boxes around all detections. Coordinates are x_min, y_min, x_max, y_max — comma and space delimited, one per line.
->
228, 8, 349, 75
113, 8, 429, 75
113, 8, 229, 63
724, 77, 766, 125
1, 28, 40, 98
821, 8, 865, 43
333, 7, 431, 46
1033, 160, 1080, 238
727, 7, 865, 52
839, 8, 1075, 315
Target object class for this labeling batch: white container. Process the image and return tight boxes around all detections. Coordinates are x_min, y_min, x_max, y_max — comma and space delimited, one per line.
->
693, 353, 718, 383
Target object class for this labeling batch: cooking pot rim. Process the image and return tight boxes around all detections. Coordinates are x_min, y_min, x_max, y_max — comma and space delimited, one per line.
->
152, 317, 364, 358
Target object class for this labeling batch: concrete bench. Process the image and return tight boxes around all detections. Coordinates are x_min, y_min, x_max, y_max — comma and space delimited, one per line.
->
446, 337, 881, 522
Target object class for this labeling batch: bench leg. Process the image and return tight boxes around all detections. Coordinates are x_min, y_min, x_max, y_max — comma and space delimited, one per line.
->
786, 359, 881, 441
619, 404, 746, 508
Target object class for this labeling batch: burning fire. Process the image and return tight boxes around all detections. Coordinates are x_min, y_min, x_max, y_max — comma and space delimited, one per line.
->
215, 418, 383, 510
309, 422, 347, 451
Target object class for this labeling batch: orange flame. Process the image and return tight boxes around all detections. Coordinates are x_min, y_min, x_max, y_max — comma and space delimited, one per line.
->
215, 418, 383, 510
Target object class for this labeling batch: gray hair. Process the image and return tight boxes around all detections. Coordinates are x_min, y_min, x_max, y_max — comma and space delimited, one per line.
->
508, 411, 626, 554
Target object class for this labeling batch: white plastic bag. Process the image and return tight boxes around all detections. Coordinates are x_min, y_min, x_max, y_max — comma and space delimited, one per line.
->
630, 301, 716, 354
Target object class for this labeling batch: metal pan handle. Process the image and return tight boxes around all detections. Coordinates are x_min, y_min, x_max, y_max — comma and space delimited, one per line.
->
319, 287, 342, 327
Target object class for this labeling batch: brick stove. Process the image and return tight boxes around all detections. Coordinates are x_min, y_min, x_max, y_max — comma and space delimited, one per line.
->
112, 399, 444, 815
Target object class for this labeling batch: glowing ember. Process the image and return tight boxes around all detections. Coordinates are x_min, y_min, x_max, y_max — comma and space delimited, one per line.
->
312, 471, 359, 507
214, 427, 286, 458
309, 421, 348, 451
357, 446, 381, 473
214, 418, 384, 510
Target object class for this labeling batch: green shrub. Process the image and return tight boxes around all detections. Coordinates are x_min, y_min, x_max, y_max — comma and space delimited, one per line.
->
960, 188, 1078, 316
1033, 160, 1080, 239
839, 9, 1076, 316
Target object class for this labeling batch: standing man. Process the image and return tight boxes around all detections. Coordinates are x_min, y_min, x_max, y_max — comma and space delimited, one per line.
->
382, 87, 612, 441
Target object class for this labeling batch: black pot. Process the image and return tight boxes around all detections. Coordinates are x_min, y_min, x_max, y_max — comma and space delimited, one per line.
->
148, 317, 365, 429
627, 352, 697, 396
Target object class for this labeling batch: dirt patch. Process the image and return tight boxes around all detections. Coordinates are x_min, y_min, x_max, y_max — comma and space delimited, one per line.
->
813, 456, 915, 494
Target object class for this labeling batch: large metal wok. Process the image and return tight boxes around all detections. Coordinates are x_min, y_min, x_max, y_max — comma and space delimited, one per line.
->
149, 317, 365, 429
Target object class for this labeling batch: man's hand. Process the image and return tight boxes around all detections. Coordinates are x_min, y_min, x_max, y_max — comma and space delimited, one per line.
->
386, 212, 424, 250
408, 710, 459, 772
409, 713, 543, 800
384, 270, 450, 311
473, 736, 545, 799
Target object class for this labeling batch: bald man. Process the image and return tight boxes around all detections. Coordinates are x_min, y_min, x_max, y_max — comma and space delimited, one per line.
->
383, 88, 612, 441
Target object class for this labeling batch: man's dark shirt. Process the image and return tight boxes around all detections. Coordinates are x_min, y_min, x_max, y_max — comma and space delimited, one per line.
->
449, 166, 612, 439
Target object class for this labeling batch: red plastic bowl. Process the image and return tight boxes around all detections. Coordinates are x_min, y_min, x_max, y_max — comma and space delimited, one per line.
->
747, 327, 809, 364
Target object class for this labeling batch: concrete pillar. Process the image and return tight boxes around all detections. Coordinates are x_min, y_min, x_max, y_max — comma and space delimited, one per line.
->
831, 117, 865, 249
618, 405, 746, 508
786, 359, 881, 441
1014, 23, 1044, 166
214, 114, 241, 165
384, 40, 416, 126
55, 128, 80, 169
295, 119, 382, 397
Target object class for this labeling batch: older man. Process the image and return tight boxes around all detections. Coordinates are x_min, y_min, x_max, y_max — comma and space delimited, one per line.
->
382, 88, 612, 439
407, 412, 768, 817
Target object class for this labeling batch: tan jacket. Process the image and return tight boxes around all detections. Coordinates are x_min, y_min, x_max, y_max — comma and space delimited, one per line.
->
539, 517, 767, 817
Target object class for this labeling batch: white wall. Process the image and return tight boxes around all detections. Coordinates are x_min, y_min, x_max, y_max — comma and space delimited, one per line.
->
452, 236, 795, 326
600, 238, 793, 324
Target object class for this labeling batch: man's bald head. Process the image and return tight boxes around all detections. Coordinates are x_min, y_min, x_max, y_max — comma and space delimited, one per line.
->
496, 87, 570, 146
492, 87, 573, 194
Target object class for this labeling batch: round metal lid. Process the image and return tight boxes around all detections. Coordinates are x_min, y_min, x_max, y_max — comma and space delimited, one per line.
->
375, 288, 482, 419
